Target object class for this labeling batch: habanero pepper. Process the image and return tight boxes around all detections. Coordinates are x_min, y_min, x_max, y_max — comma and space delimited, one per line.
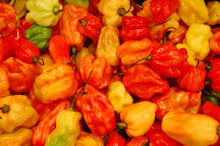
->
126, 136, 150, 146
203, 101, 220, 123
168, 24, 188, 44
20, 19, 32, 36
75, 47, 92, 64
76, 131, 104, 146
88, 0, 102, 19
35, 53, 54, 76
64, 0, 89, 9
0, 66, 9, 98
208, 59, 220, 92
210, 31, 220, 54
207, 1, 220, 26
106, 131, 125, 146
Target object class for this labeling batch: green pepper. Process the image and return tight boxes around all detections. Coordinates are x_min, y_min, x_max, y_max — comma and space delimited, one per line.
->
64, 0, 89, 9
25, 24, 52, 52
45, 109, 82, 146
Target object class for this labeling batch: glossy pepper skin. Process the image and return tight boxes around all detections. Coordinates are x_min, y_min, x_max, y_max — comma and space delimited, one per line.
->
76, 131, 104, 146
48, 35, 71, 64
120, 101, 157, 137
203, 101, 220, 123
3, 57, 36, 93
120, 16, 149, 42
45, 109, 82, 146
25, 24, 52, 52
77, 55, 112, 89
207, 1, 220, 26
77, 14, 103, 43
34, 64, 78, 104
210, 31, 220, 54
0, 95, 39, 133
106, 131, 125, 146
168, 25, 187, 44
64, 0, 89, 9
76, 85, 116, 136
126, 136, 150, 146
162, 111, 220, 146
0, 66, 10, 98
122, 64, 169, 99
208, 59, 220, 92
32, 99, 70, 146
59, 4, 88, 50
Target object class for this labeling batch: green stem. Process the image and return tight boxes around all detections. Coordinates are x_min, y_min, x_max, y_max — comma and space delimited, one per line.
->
148, 18, 172, 29
0, 104, 10, 113
205, 63, 211, 70
116, 122, 127, 129
9, 0, 16, 6
125, 55, 151, 70
32, 56, 44, 66
118, 8, 127, 17
217, 126, 220, 135
53, 6, 62, 15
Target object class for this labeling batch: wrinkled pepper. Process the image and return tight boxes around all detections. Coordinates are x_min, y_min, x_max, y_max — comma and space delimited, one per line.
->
34, 64, 78, 104
98, 0, 133, 27
0, 95, 39, 133
75, 47, 92, 64
122, 64, 169, 99
45, 109, 82, 146
25, 0, 63, 26
64, 0, 89, 9
76, 131, 104, 146
168, 25, 187, 44
59, 4, 88, 49
126, 136, 150, 146
106, 131, 125, 146
203, 101, 220, 123
3, 57, 36, 93
207, 1, 220, 26
96, 25, 120, 67
25, 24, 52, 52
210, 31, 220, 54
107, 81, 133, 113
118, 101, 157, 137
208, 59, 220, 92
162, 111, 220, 146
0, 128, 32, 146
0, 66, 9, 98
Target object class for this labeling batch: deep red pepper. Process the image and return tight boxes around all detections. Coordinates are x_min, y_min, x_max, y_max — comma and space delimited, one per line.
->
203, 101, 220, 123
126, 136, 150, 146
208, 59, 220, 92
88, 0, 102, 19
0, 38, 3, 64
106, 131, 126, 146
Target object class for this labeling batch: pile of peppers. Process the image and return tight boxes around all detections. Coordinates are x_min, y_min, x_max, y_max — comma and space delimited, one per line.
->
0, 0, 220, 145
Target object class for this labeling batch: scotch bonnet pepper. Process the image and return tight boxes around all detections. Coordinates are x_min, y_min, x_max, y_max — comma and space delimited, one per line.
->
208, 58, 220, 92
64, 0, 89, 9
210, 31, 220, 54
206, 1, 220, 26
203, 101, 220, 123
76, 131, 104, 146
0, 66, 10, 98
106, 131, 125, 146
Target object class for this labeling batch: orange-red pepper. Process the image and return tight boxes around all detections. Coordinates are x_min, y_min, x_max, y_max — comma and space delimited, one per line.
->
208, 58, 220, 92
106, 131, 125, 146
126, 136, 150, 146
203, 101, 220, 123
210, 31, 220, 54
0, 66, 9, 97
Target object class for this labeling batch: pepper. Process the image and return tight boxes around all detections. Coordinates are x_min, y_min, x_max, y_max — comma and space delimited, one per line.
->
64, 0, 89, 9
75, 47, 92, 64
208, 59, 220, 92
152, 87, 201, 120
0, 39, 3, 64
59, 4, 88, 49
184, 23, 213, 60
77, 55, 112, 89
107, 81, 133, 113
96, 25, 120, 67
76, 85, 116, 136
45, 109, 82, 146
168, 25, 187, 44
77, 14, 103, 43
164, 12, 180, 30
148, 23, 165, 42
32, 99, 70, 146
126, 136, 150, 146
162, 111, 220, 146
48, 35, 71, 64
118, 101, 157, 137
177, 0, 209, 26
2, 57, 36, 93
20, 19, 32, 36
0, 66, 9, 98
25, 24, 52, 52
106, 131, 125, 146
25, 0, 63, 26
0, 95, 39, 133
88, 0, 102, 19
210, 31, 220, 54
203, 101, 220, 123
122, 64, 169, 99
35, 53, 54, 76
76, 131, 104, 146
98, 0, 133, 27
206, 1, 220, 26
34, 64, 78, 104
0, 128, 32, 146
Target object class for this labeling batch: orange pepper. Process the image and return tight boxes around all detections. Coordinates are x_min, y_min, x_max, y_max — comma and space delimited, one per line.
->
35, 53, 54, 76
0, 66, 9, 98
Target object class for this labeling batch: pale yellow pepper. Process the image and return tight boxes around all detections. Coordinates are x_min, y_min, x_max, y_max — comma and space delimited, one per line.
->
162, 111, 220, 146
0, 128, 32, 146
98, 0, 133, 27
177, 0, 209, 26
76, 47, 92, 64
96, 26, 120, 67
107, 81, 133, 113
184, 23, 213, 60
76, 131, 104, 146
207, 1, 220, 26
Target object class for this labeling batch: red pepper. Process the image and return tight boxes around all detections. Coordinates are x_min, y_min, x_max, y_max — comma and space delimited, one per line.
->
120, 16, 149, 42
0, 38, 3, 64
77, 14, 103, 43
167, 25, 187, 44
20, 19, 32, 36
203, 101, 220, 123
106, 131, 125, 146
122, 64, 170, 99
51, 23, 60, 36
126, 136, 150, 146
208, 59, 220, 92
48, 35, 71, 64
32, 99, 70, 146
149, 24, 165, 41
76, 85, 116, 136
210, 31, 220, 54
145, 121, 181, 146
88, 0, 102, 19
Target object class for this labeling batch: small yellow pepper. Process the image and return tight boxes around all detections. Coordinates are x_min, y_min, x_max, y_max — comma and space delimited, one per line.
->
162, 111, 220, 146
0, 128, 32, 146
76, 47, 92, 64
75, 131, 104, 146
164, 12, 180, 30
184, 23, 213, 60
98, 0, 133, 27
177, 0, 209, 26
0, 95, 39, 133
96, 26, 120, 67
207, 1, 220, 26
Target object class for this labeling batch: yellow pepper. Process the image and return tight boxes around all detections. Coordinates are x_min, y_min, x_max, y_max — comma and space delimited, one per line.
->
35, 53, 54, 76
107, 81, 133, 113
0, 128, 32, 146
184, 23, 213, 60
0, 95, 39, 133
0, 66, 10, 98
98, 0, 133, 27
45, 109, 82, 146
207, 1, 220, 26
75, 131, 104, 146
177, 0, 209, 26
119, 101, 157, 137
162, 111, 220, 146
164, 12, 180, 30
76, 47, 92, 64
34, 64, 78, 104
96, 26, 120, 67
176, 43, 198, 66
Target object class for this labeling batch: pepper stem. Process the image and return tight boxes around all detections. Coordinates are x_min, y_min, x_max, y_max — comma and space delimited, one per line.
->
125, 55, 151, 70
53, 6, 62, 15
32, 56, 44, 66
0, 104, 10, 113
118, 8, 127, 17
205, 63, 211, 70
116, 122, 127, 129
217, 126, 220, 135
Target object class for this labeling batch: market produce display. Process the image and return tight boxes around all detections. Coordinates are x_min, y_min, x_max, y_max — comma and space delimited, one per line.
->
0, 0, 220, 145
